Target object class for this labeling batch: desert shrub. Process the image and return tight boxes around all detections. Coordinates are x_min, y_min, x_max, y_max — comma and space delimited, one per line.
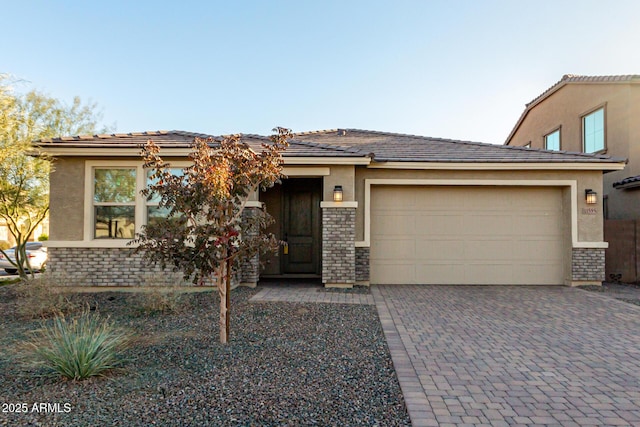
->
37, 234, 49, 241
16, 273, 82, 318
135, 273, 189, 314
28, 309, 130, 380
0, 240, 10, 250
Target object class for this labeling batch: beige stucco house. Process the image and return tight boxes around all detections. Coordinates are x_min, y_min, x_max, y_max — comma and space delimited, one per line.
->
505, 74, 640, 220
36, 129, 624, 287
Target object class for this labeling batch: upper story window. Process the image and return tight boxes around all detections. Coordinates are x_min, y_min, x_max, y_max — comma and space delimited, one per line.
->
544, 129, 561, 151
583, 107, 605, 153
93, 168, 137, 239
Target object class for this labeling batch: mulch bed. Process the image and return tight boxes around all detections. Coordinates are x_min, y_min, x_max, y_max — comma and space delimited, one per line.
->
0, 285, 409, 426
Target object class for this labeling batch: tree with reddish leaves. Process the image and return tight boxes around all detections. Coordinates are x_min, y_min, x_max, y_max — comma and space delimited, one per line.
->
132, 128, 290, 343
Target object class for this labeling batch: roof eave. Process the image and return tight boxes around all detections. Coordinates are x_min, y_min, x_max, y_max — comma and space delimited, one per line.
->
367, 160, 626, 171
614, 182, 640, 190
32, 145, 372, 165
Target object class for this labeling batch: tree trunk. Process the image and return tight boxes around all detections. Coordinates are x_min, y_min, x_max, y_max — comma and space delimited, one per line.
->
218, 261, 228, 344
225, 258, 231, 339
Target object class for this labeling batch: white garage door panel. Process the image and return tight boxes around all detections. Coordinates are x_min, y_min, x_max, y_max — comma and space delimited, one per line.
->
370, 186, 565, 285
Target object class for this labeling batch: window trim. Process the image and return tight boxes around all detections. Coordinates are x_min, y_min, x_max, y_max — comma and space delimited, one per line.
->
544, 127, 562, 151
84, 160, 191, 243
581, 104, 607, 154
93, 167, 137, 239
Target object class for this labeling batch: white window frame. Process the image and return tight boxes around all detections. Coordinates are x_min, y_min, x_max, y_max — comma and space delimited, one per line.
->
544, 128, 561, 151
92, 167, 137, 239
82, 161, 190, 247
582, 106, 606, 153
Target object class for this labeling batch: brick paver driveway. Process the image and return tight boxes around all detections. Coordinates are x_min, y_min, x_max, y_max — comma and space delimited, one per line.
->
372, 285, 640, 427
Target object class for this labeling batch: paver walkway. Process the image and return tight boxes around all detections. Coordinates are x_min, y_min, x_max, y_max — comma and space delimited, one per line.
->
250, 284, 374, 305
373, 285, 640, 427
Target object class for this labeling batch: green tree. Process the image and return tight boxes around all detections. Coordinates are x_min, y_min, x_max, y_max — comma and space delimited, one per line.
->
132, 129, 290, 343
0, 74, 109, 279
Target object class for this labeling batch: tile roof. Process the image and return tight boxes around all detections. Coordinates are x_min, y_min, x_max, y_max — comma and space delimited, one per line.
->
613, 175, 640, 189
526, 74, 640, 108
294, 129, 625, 163
34, 128, 626, 165
34, 130, 365, 158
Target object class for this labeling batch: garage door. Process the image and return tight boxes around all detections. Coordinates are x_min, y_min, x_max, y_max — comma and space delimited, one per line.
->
370, 186, 565, 285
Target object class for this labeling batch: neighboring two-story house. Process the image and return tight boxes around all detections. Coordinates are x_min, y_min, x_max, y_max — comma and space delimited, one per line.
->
505, 74, 640, 282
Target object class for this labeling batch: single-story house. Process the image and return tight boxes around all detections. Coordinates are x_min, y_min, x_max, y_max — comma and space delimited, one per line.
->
35, 129, 626, 287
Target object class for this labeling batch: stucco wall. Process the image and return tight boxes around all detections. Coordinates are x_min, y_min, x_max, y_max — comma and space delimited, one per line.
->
322, 165, 355, 202
508, 83, 638, 220
606, 86, 640, 220
49, 158, 85, 241
509, 84, 631, 155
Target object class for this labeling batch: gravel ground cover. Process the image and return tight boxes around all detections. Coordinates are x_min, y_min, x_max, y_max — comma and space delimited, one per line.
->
0, 285, 409, 426
578, 282, 640, 306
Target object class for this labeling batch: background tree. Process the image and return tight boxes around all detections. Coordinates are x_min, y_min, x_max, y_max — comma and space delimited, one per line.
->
132, 128, 290, 343
0, 74, 110, 279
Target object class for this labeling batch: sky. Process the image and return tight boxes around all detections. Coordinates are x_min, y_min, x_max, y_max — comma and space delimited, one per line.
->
3, 0, 640, 144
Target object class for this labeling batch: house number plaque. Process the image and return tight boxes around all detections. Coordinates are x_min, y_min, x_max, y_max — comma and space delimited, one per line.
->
581, 208, 597, 215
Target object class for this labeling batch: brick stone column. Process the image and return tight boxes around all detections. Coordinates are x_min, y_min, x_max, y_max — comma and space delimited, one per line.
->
239, 206, 261, 288
321, 202, 357, 287
355, 246, 370, 283
571, 247, 605, 285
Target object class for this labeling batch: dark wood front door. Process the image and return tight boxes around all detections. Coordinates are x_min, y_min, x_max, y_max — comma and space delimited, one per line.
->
282, 179, 321, 274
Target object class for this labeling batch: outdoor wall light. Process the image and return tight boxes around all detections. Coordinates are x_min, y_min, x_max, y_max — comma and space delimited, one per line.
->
333, 185, 343, 202
585, 189, 597, 204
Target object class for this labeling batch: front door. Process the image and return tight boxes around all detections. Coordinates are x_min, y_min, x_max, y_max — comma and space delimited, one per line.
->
282, 179, 321, 274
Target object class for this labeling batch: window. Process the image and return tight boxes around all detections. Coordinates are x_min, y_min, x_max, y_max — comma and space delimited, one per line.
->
544, 129, 560, 151
524, 142, 531, 148
86, 161, 191, 242
583, 107, 605, 153
93, 168, 136, 239
146, 168, 184, 226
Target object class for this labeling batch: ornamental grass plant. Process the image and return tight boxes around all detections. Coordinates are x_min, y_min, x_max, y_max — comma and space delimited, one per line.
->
15, 273, 83, 318
134, 273, 190, 315
28, 308, 131, 380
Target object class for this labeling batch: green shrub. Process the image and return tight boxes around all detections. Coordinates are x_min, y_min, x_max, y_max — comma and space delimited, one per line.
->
37, 234, 48, 241
28, 309, 130, 380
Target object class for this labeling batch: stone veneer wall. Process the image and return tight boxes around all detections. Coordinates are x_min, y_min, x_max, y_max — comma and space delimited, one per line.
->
572, 248, 605, 282
239, 208, 260, 286
47, 247, 223, 286
47, 209, 262, 288
355, 246, 370, 283
322, 207, 356, 285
